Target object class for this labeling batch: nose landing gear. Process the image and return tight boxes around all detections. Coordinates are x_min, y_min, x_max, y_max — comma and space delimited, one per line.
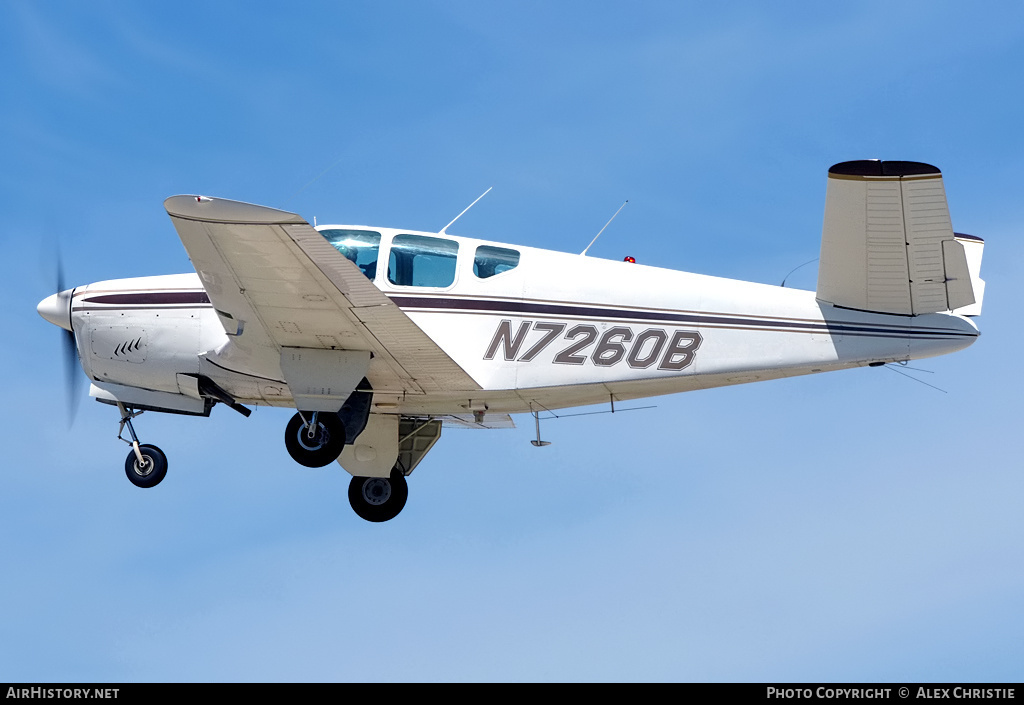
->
117, 403, 167, 488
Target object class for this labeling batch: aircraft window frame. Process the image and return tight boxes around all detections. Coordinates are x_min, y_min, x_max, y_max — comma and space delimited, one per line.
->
387, 234, 460, 288
473, 245, 521, 279
318, 229, 382, 281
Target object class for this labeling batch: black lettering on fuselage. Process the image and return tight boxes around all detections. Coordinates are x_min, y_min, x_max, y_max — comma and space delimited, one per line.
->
483, 319, 532, 361
626, 328, 669, 368
553, 325, 599, 365
658, 330, 702, 371
592, 326, 633, 367
518, 322, 566, 362
483, 320, 703, 371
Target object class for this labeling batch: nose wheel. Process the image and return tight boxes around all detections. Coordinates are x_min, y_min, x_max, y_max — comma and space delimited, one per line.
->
116, 403, 167, 488
348, 467, 408, 522
124, 444, 168, 488
285, 411, 346, 468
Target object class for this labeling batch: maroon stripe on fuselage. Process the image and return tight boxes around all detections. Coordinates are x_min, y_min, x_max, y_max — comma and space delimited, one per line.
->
81, 292, 211, 306
386, 295, 976, 340
74, 290, 975, 342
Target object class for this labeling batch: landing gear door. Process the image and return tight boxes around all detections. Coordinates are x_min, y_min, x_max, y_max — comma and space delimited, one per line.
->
279, 348, 370, 412
337, 414, 399, 478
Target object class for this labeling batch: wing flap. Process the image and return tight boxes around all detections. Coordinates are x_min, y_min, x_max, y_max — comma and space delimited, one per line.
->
442, 413, 516, 430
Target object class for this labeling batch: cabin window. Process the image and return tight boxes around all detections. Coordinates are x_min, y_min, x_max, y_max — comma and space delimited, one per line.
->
387, 234, 459, 288
320, 229, 381, 280
473, 246, 520, 279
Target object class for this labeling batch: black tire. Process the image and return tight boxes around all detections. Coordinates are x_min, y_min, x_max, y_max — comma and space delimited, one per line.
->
348, 468, 408, 522
124, 444, 168, 488
285, 412, 346, 468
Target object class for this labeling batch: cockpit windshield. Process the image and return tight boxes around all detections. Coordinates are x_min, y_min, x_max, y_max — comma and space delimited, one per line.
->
319, 229, 381, 280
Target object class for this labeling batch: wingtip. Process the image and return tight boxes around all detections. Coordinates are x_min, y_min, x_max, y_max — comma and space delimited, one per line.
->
164, 195, 306, 225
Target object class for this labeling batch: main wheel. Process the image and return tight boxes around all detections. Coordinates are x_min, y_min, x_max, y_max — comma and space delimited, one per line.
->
348, 468, 408, 522
285, 412, 346, 468
124, 444, 168, 488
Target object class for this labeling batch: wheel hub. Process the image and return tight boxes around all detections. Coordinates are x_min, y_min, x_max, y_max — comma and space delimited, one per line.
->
361, 477, 392, 506
133, 457, 153, 477
297, 423, 328, 451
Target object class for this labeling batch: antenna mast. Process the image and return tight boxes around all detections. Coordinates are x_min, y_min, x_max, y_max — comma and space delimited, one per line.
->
440, 187, 492, 235
581, 200, 628, 256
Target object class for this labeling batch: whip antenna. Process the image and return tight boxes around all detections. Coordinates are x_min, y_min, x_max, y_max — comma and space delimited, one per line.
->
440, 187, 492, 235
581, 200, 628, 256
781, 258, 819, 288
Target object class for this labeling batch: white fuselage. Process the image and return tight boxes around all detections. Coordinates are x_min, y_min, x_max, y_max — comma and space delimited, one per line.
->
69, 226, 979, 417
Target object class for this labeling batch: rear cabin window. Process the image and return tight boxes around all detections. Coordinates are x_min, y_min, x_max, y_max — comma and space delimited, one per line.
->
320, 229, 381, 280
387, 235, 459, 288
474, 246, 520, 278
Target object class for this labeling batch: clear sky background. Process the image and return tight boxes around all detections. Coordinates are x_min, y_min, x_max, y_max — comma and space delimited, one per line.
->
2, 0, 1022, 682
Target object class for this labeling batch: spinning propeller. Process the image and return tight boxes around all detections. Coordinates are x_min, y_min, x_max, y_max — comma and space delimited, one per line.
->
37, 258, 82, 424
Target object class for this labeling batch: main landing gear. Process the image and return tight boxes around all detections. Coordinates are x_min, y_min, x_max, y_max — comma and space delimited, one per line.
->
347, 468, 408, 523
117, 403, 167, 488
284, 411, 346, 468
283, 408, 409, 522
342, 418, 442, 523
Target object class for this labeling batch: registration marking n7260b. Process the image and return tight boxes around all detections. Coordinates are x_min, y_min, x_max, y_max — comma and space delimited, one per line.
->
483, 319, 702, 370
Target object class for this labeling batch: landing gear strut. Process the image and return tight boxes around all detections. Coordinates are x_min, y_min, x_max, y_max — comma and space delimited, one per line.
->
285, 411, 346, 468
117, 403, 167, 488
348, 467, 408, 522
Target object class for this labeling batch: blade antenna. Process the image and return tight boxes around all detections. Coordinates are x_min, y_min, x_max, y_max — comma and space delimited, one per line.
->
440, 187, 492, 236
581, 200, 628, 256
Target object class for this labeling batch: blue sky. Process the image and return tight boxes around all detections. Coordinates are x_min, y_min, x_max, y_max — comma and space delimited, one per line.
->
2, 1, 1023, 682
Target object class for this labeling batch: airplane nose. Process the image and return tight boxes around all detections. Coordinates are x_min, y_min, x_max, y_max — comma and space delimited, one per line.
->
37, 290, 73, 331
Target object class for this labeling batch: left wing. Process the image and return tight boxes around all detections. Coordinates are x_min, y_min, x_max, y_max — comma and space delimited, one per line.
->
164, 195, 481, 396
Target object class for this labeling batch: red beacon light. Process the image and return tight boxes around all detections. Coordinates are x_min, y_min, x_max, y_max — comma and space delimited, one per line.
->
623, 256, 635, 263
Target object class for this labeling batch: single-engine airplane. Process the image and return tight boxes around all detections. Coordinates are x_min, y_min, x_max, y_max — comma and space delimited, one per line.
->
37, 160, 984, 522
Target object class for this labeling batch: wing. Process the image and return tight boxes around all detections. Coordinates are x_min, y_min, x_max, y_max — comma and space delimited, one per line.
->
816, 160, 976, 316
164, 195, 481, 396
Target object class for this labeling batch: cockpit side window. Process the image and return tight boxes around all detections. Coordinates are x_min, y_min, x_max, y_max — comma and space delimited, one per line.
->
473, 246, 520, 279
387, 234, 459, 288
320, 229, 381, 281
